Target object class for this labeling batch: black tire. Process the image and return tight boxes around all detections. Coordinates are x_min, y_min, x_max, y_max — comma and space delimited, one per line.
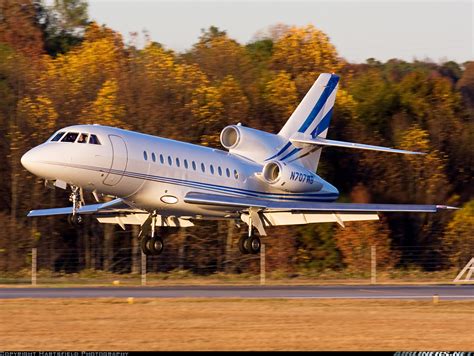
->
238, 235, 250, 254
67, 214, 83, 226
140, 235, 153, 255
248, 236, 261, 254
149, 236, 164, 255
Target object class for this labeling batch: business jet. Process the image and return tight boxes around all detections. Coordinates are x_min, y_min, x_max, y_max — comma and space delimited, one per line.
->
21, 73, 456, 256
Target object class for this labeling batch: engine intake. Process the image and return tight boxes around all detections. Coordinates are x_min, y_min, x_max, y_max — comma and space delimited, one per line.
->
220, 125, 240, 149
262, 161, 323, 193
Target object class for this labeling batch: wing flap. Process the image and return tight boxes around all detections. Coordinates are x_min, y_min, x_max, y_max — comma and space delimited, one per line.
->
262, 211, 379, 226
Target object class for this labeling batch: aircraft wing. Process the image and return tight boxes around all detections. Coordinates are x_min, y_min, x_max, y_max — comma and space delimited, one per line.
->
26, 198, 194, 228
27, 198, 143, 217
184, 192, 457, 213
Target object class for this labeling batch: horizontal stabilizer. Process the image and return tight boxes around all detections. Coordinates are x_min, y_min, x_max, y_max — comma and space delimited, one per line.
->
290, 135, 424, 155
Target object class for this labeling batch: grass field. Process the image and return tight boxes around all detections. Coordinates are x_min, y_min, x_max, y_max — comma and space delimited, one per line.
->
1, 298, 473, 350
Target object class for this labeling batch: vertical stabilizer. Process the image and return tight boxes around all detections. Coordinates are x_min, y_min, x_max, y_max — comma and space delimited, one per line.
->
266, 73, 339, 172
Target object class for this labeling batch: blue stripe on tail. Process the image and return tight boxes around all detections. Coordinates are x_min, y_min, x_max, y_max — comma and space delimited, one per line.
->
297, 74, 339, 134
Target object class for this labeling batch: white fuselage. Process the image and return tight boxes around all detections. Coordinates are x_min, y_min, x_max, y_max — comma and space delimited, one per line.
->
21, 125, 339, 218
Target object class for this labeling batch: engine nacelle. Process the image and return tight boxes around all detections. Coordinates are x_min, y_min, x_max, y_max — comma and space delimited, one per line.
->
220, 125, 283, 163
262, 161, 323, 193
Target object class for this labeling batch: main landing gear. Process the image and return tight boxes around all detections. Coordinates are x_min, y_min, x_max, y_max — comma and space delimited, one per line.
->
238, 228, 261, 255
140, 212, 164, 256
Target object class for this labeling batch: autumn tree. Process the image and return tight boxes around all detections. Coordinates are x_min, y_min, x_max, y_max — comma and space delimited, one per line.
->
271, 25, 342, 96
334, 185, 398, 272
0, 0, 45, 57
442, 200, 474, 268
263, 70, 298, 125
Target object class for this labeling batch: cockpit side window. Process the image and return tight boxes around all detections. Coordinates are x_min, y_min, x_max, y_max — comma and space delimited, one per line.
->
77, 133, 89, 143
61, 132, 79, 143
89, 134, 101, 145
50, 132, 65, 142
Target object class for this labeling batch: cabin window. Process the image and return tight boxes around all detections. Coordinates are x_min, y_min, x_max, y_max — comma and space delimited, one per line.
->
218, 166, 222, 176
61, 132, 79, 143
176, 158, 180, 167
151, 152, 156, 162
77, 133, 88, 144
226, 168, 230, 178
210, 165, 214, 175
201, 163, 205, 173
168, 156, 172, 166
160, 154, 164, 164
184, 159, 189, 169
89, 134, 101, 145
192, 161, 197, 171
234, 169, 239, 179
51, 132, 65, 142
143, 151, 148, 160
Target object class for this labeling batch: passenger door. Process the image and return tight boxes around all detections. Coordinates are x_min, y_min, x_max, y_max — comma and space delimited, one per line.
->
103, 135, 128, 186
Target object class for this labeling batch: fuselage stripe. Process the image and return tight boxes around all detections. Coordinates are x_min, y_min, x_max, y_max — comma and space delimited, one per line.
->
43, 161, 339, 202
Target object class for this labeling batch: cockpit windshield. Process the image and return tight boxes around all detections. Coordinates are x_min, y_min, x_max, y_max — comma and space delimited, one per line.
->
77, 133, 88, 143
49, 131, 102, 145
50, 131, 65, 142
61, 132, 79, 143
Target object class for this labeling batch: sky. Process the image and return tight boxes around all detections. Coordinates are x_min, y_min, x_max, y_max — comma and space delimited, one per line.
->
87, 0, 473, 64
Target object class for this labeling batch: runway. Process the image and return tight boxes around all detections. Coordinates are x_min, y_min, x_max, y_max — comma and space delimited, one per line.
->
0, 284, 473, 300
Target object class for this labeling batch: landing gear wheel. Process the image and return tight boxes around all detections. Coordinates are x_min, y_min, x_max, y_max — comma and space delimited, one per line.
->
140, 235, 153, 256
149, 236, 164, 255
141, 235, 164, 256
248, 236, 261, 254
67, 214, 83, 226
238, 235, 250, 254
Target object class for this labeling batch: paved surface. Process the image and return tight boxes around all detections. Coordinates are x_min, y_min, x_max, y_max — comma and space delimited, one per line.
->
0, 285, 473, 300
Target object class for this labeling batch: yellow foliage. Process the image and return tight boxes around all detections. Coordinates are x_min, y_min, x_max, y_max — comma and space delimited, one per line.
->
80, 79, 126, 128
399, 125, 450, 203
443, 200, 474, 267
17, 95, 58, 142
188, 85, 223, 124
264, 71, 298, 119
219, 75, 249, 123
271, 25, 341, 77
191, 33, 250, 81
335, 88, 358, 119
40, 24, 125, 123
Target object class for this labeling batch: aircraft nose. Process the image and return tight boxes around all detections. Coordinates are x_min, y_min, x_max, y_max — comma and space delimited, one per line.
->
21, 147, 42, 175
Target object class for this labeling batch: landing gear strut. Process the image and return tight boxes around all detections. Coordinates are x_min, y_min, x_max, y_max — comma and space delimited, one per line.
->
140, 212, 164, 256
68, 185, 84, 226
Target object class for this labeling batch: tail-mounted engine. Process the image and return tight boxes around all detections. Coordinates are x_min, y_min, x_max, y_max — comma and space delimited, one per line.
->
262, 161, 323, 193
220, 125, 284, 164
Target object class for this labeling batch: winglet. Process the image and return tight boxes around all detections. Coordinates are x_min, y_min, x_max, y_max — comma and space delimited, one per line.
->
436, 205, 459, 210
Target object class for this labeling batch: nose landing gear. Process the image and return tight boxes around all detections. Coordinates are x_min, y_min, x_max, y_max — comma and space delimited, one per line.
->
68, 185, 84, 226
